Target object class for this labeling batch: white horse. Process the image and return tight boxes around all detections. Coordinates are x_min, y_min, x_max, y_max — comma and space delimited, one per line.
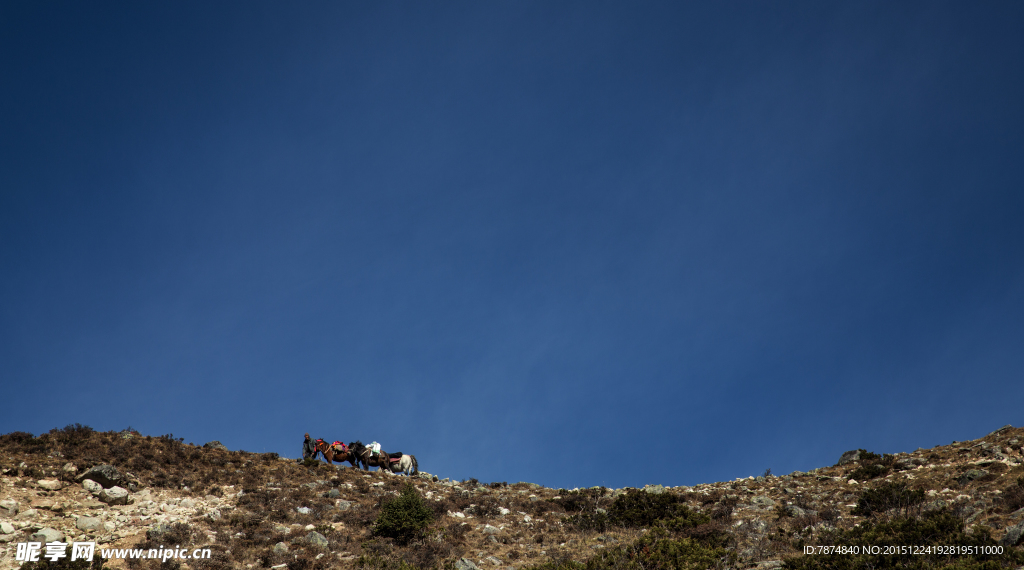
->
387, 454, 418, 475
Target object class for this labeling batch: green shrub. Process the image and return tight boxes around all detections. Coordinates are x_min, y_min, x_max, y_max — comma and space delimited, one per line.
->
851, 482, 925, 517
567, 489, 711, 533
848, 450, 895, 481
373, 484, 433, 544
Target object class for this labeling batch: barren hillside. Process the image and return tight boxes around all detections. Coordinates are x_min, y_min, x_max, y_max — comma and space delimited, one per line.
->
2, 425, 1024, 570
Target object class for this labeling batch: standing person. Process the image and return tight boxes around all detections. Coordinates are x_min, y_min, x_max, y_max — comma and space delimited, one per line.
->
300, 433, 318, 462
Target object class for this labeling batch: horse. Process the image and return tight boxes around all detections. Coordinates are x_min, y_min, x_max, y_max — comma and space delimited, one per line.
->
348, 441, 391, 472
313, 439, 360, 468
387, 454, 418, 476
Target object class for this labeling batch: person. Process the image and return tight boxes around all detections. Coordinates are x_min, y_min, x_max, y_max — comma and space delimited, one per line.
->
300, 433, 318, 462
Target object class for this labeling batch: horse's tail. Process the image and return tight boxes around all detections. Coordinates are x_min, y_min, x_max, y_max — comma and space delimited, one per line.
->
411, 455, 418, 475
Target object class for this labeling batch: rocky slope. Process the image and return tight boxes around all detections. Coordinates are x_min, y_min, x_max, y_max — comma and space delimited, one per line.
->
2, 425, 1023, 570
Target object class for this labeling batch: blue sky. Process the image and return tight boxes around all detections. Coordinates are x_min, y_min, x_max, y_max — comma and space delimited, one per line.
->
2, 2, 1022, 490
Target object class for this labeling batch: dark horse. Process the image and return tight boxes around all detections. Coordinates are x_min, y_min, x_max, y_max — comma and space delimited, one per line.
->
313, 439, 360, 468
348, 441, 391, 472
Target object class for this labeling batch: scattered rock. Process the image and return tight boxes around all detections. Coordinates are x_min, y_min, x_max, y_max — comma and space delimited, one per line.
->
0, 499, 18, 516
335, 500, 354, 511
643, 484, 666, 494
455, 558, 480, 570
78, 517, 103, 532
30, 528, 64, 543
204, 441, 229, 451
482, 524, 500, 534
485, 556, 503, 566
30, 499, 55, 510
83, 479, 104, 495
325, 489, 341, 499
296, 507, 311, 515
17, 508, 39, 520
81, 498, 105, 509
273, 542, 289, 554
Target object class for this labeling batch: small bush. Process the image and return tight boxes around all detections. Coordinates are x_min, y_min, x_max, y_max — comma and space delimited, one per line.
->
999, 477, 1024, 513
847, 450, 895, 481
373, 484, 433, 544
851, 482, 925, 518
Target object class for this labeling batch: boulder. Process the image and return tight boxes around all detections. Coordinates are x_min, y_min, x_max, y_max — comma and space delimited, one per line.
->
273, 542, 289, 554
1000, 520, 1024, 547
335, 500, 354, 511
0, 499, 17, 516
78, 517, 103, 532
958, 470, 989, 485
37, 479, 63, 490
0, 522, 15, 534
79, 464, 125, 489
204, 441, 229, 451
988, 425, 1014, 438
17, 508, 39, 520
100, 486, 130, 505
456, 558, 480, 570
837, 450, 861, 466
305, 531, 328, 548
30, 528, 64, 543
83, 479, 104, 495
784, 505, 807, 517
751, 496, 776, 508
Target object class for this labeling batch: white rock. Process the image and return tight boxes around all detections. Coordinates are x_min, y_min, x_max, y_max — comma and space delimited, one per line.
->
83, 479, 103, 495
37, 479, 63, 491
30, 528, 64, 543
100, 486, 130, 505
1, 522, 15, 534
103, 522, 116, 531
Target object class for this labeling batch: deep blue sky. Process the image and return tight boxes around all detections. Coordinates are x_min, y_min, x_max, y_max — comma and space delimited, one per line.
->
2, 2, 1023, 490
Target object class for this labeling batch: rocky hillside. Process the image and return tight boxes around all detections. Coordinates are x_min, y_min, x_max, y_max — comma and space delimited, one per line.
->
2, 425, 1024, 570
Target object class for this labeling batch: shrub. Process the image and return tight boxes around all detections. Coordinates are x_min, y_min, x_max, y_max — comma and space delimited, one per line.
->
566, 489, 713, 535
847, 450, 895, 481
851, 482, 925, 518
373, 484, 433, 544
